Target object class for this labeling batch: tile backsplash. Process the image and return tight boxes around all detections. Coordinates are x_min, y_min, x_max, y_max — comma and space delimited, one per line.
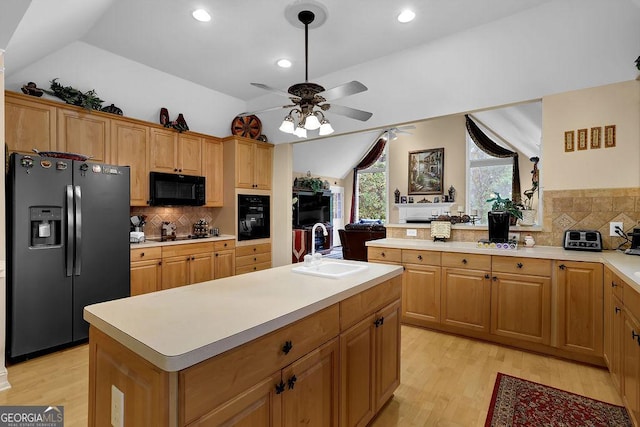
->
130, 206, 220, 239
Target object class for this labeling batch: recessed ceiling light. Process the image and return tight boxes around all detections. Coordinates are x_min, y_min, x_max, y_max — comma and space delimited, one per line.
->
192, 9, 211, 22
277, 59, 292, 68
397, 9, 416, 23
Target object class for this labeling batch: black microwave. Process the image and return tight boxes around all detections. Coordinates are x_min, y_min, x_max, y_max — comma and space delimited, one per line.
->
149, 172, 205, 206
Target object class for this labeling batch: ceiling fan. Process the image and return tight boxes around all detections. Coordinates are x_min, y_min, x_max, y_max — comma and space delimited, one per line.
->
383, 125, 416, 140
238, 8, 373, 138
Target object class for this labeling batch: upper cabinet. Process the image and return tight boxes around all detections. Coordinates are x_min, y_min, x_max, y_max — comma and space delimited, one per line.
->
202, 137, 223, 207
57, 107, 111, 163
5, 92, 57, 154
149, 128, 202, 176
110, 119, 150, 206
227, 136, 273, 190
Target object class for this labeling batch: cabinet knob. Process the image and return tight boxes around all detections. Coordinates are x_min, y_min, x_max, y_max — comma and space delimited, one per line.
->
174, 168, 178, 172
559, 264, 566, 270
215, 253, 219, 257
462, 258, 468, 264
615, 307, 621, 314
287, 375, 297, 390
140, 252, 145, 257
158, 261, 162, 266
178, 169, 182, 172
224, 243, 228, 247
633, 331, 640, 345
254, 257, 257, 261
612, 281, 618, 288
374, 317, 385, 328
417, 255, 423, 260
484, 274, 490, 279
492, 276, 498, 281
282, 340, 293, 354
191, 256, 195, 260
517, 262, 523, 269
381, 252, 386, 257
253, 247, 257, 252
186, 257, 190, 261
275, 381, 285, 394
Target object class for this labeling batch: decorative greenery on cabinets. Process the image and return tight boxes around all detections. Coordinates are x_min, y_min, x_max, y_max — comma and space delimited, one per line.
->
294, 177, 324, 192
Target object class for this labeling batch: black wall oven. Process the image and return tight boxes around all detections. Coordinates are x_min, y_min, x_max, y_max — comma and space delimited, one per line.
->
238, 194, 270, 241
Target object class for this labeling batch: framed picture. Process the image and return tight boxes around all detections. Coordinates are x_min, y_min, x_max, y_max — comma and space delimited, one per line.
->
590, 127, 601, 149
605, 125, 616, 148
564, 131, 575, 152
577, 129, 588, 150
408, 148, 444, 195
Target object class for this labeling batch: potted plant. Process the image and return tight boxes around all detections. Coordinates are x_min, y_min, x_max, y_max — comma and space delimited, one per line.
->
486, 192, 521, 242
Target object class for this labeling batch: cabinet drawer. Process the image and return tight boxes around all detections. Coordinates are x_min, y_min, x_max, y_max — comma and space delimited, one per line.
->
214, 239, 235, 251
340, 275, 402, 330
162, 242, 214, 258
624, 282, 640, 321
235, 262, 271, 275
235, 252, 271, 267
492, 256, 551, 276
130, 246, 162, 261
609, 272, 625, 301
235, 243, 271, 257
441, 252, 490, 270
402, 250, 441, 266
368, 247, 401, 263
180, 304, 339, 425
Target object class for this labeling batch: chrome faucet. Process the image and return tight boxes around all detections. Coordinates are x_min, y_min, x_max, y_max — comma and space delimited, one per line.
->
311, 223, 328, 256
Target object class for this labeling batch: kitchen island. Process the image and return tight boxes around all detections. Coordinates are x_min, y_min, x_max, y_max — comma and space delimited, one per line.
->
84, 260, 403, 426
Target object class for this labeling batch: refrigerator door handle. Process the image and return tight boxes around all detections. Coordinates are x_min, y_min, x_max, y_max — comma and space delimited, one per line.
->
74, 185, 82, 276
65, 185, 74, 277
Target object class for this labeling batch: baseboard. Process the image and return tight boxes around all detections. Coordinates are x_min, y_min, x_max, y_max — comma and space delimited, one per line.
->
0, 366, 11, 391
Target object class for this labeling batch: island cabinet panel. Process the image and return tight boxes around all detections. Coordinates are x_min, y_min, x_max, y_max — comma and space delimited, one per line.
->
88, 327, 171, 427
5, 93, 57, 154
57, 108, 111, 163
340, 275, 402, 330
490, 257, 551, 345
179, 304, 340, 426
441, 267, 491, 333
374, 300, 401, 410
556, 261, 603, 357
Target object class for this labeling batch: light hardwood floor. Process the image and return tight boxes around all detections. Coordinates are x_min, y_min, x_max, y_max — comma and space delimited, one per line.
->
0, 326, 622, 426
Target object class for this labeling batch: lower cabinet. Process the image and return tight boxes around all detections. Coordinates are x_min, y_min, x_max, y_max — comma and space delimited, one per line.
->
162, 251, 214, 290
235, 243, 271, 275
402, 263, 441, 326
214, 240, 236, 279
130, 247, 162, 296
340, 300, 400, 427
623, 310, 640, 424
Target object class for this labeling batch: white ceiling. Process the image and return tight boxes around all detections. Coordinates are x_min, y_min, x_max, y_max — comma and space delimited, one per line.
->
2, 0, 638, 179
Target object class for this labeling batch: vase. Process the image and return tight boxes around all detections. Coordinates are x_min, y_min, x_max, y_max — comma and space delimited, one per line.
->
519, 209, 537, 226
488, 211, 510, 243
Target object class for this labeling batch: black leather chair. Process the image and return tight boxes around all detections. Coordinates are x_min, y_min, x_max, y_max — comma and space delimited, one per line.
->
338, 223, 386, 261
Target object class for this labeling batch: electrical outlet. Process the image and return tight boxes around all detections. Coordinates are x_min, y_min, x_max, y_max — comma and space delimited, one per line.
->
610, 222, 623, 237
509, 232, 521, 242
406, 229, 417, 237
111, 385, 124, 427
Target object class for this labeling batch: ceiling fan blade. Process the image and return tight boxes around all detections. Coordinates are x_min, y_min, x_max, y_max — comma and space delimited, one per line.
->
237, 104, 292, 116
319, 81, 368, 101
327, 104, 373, 122
251, 83, 293, 98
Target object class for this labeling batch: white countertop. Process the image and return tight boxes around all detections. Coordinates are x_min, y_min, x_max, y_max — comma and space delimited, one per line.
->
84, 260, 403, 372
130, 234, 235, 249
367, 238, 640, 290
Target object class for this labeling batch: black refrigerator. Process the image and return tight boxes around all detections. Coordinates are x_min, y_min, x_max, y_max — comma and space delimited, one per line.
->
7, 153, 130, 359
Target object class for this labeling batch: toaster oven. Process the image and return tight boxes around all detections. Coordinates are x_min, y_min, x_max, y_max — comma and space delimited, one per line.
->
563, 230, 602, 251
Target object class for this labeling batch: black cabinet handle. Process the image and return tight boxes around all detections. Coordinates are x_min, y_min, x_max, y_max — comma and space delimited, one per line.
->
282, 340, 293, 354
191, 256, 195, 260
174, 168, 178, 172
374, 317, 385, 327
492, 276, 498, 281
287, 375, 297, 390
484, 274, 490, 279
633, 331, 639, 340
559, 264, 566, 270
615, 307, 621, 314
381, 252, 386, 257
517, 262, 523, 269
254, 257, 257, 261
417, 255, 423, 261
215, 253, 219, 257
140, 252, 145, 257
224, 243, 228, 247
275, 381, 285, 394
462, 259, 468, 264
158, 261, 162, 266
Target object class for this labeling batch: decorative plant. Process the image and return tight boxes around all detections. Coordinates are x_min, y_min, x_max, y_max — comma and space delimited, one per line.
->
42, 78, 104, 110
521, 156, 540, 210
486, 192, 523, 220
295, 177, 324, 192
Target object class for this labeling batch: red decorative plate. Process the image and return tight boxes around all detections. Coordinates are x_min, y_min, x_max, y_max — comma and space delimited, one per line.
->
231, 115, 262, 139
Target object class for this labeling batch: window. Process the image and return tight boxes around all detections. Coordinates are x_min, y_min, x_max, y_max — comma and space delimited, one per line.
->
466, 135, 513, 224
356, 149, 387, 222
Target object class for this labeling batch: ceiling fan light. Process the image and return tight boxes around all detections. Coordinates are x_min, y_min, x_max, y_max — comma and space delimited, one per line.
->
304, 114, 321, 130
192, 9, 211, 22
279, 116, 295, 133
319, 120, 334, 136
294, 126, 307, 138
277, 59, 292, 68
397, 10, 415, 23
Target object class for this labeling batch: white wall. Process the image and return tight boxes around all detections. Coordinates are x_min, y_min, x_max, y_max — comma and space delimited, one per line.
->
5, 41, 245, 137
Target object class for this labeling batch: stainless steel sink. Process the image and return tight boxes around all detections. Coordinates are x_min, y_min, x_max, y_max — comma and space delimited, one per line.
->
291, 261, 368, 279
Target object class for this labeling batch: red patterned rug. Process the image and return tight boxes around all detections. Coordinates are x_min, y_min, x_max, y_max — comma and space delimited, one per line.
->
485, 373, 632, 427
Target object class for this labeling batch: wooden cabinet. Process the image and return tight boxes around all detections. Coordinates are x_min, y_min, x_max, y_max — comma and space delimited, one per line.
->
5, 92, 57, 154
339, 299, 400, 427
130, 247, 162, 296
402, 250, 441, 327
224, 137, 273, 190
441, 253, 491, 334
57, 107, 111, 163
491, 256, 551, 345
235, 243, 271, 275
623, 308, 640, 425
556, 261, 603, 357
201, 137, 224, 207
110, 119, 149, 206
161, 243, 214, 290
150, 128, 201, 175
605, 267, 625, 392
214, 240, 235, 279
367, 247, 401, 265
